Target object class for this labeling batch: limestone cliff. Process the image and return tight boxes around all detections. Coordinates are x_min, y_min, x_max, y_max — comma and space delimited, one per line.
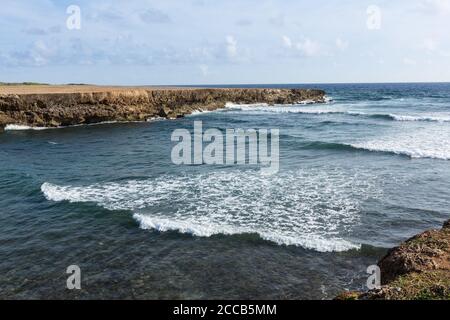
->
0, 87, 325, 130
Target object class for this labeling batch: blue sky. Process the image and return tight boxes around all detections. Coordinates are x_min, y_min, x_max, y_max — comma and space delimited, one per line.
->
1, 0, 450, 85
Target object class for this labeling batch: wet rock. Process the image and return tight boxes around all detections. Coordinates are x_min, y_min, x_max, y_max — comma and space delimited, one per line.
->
336, 219, 450, 300
378, 219, 450, 285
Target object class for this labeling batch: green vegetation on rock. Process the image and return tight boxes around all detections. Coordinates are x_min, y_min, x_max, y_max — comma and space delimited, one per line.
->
336, 219, 450, 300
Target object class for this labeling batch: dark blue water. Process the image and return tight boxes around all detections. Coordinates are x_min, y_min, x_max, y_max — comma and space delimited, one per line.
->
1, 83, 449, 299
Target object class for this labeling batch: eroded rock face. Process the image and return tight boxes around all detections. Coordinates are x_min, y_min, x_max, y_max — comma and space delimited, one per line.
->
378, 221, 450, 285
336, 219, 450, 300
0, 112, 12, 128
0, 88, 326, 129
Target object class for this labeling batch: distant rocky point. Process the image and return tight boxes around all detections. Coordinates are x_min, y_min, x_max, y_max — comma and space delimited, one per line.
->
0, 85, 326, 131
0, 82, 50, 86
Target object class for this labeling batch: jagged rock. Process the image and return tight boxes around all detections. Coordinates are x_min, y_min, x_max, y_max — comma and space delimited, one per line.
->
378, 219, 450, 285
336, 219, 450, 300
443, 220, 450, 230
0, 112, 12, 131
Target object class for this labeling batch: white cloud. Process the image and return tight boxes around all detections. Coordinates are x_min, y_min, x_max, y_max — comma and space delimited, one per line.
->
403, 57, 417, 65
421, 38, 450, 57
335, 38, 349, 51
199, 64, 209, 76
226, 35, 238, 58
269, 13, 285, 27
423, 38, 438, 52
139, 8, 171, 24
282, 36, 322, 57
423, 0, 450, 15
27, 40, 55, 66
282, 35, 292, 48
296, 38, 321, 57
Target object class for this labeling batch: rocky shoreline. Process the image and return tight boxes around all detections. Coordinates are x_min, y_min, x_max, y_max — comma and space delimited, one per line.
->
0, 86, 325, 131
337, 220, 450, 300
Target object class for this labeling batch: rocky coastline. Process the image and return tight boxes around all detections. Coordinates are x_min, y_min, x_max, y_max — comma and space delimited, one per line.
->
0, 86, 326, 131
337, 219, 450, 300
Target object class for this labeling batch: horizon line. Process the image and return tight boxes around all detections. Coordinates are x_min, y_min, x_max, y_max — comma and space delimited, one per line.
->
2, 81, 450, 87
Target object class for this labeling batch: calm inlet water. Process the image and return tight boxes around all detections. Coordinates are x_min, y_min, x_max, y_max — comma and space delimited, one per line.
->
1, 83, 449, 299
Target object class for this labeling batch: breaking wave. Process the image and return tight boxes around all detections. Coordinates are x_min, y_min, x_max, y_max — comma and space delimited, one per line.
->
386, 114, 450, 122
132, 214, 356, 251
41, 168, 384, 252
4, 124, 50, 131
303, 137, 450, 160
348, 112, 450, 122
223, 104, 450, 123
224, 103, 344, 115
4, 119, 162, 131
350, 140, 450, 160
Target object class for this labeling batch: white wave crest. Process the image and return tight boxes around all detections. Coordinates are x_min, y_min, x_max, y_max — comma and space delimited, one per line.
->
4, 124, 50, 131
388, 114, 450, 122
4, 120, 160, 132
223, 103, 450, 123
146, 116, 165, 122
224, 102, 345, 115
187, 109, 214, 116
133, 214, 358, 252
41, 168, 384, 252
225, 102, 270, 109
351, 129, 450, 160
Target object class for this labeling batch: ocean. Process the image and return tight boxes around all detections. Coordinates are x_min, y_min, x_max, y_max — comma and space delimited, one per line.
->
1, 83, 449, 299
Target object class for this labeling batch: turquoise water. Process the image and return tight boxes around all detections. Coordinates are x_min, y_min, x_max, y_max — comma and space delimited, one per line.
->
1, 83, 449, 299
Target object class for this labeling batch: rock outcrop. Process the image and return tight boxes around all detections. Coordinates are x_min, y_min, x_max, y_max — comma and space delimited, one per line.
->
336, 219, 450, 300
0, 87, 326, 131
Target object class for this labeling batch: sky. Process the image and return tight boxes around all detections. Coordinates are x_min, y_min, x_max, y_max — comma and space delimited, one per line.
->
1, 0, 450, 85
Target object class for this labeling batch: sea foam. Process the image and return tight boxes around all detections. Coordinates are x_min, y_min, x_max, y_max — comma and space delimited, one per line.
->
4, 124, 50, 131
224, 103, 345, 115
350, 128, 450, 160
41, 168, 384, 252
223, 103, 450, 123
387, 114, 450, 122
4, 120, 160, 132
132, 214, 358, 252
